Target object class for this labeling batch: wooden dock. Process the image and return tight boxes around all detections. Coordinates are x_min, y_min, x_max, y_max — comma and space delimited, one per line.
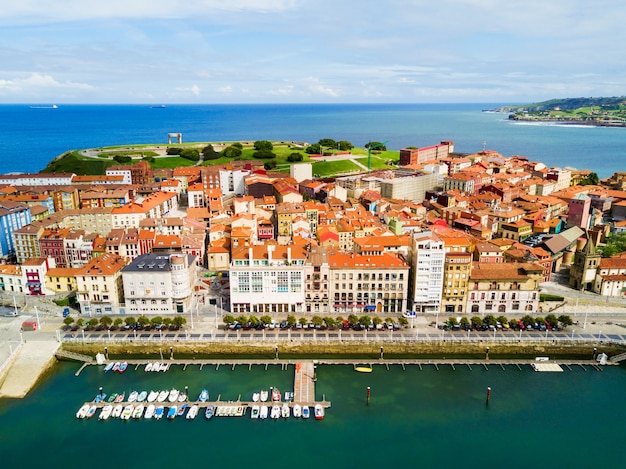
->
293, 361, 316, 405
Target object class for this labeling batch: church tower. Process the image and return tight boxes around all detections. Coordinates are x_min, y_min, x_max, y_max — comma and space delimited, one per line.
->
569, 236, 600, 291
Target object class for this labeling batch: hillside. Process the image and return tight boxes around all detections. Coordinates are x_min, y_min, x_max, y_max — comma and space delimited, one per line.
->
493, 96, 626, 127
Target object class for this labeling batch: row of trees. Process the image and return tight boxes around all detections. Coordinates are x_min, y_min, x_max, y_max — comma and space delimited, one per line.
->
305, 138, 354, 155
62, 315, 187, 331
223, 313, 405, 329
445, 314, 573, 329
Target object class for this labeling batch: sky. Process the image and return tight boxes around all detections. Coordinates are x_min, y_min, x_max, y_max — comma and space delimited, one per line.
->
1, 0, 625, 104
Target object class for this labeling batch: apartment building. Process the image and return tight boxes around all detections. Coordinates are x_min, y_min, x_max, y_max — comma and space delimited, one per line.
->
230, 245, 306, 315
76, 252, 126, 315
408, 232, 445, 314
328, 251, 409, 315
122, 253, 197, 316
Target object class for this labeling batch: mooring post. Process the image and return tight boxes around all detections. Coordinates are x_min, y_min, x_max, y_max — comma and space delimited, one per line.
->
104, 347, 108, 360
185, 386, 188, 400
275, 346, 279, 360
486, 347, 490, 360
380, 346, 384, 360
170, 346, 173, 360
367, 386, 371, 405
593, 347, 597, 360
99, 386, 103, 397
486, 386, 491, 405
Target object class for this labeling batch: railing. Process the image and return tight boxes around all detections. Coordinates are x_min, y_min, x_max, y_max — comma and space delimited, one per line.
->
0, 342, 23, 376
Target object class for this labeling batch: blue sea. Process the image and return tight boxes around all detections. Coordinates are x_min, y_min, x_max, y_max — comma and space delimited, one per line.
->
1, 103, 626, 468
0, 103, 624, 177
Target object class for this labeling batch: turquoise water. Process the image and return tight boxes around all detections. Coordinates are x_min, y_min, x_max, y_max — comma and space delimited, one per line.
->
1, 362, 625, 468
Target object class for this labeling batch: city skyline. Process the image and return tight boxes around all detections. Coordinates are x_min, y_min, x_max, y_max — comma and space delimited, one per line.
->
1, 1, 625, 104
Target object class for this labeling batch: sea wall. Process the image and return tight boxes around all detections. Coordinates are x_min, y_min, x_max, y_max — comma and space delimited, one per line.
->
59, 341, 625, 360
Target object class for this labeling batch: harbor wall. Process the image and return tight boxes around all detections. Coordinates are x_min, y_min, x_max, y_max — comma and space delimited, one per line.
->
58, 341, 625, 359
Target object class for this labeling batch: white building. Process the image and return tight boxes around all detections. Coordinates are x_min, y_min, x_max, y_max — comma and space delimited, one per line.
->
229, 245, 307, 315
76, 252, 127, 315
408, 232, 445, 313
122, 253, 198, 316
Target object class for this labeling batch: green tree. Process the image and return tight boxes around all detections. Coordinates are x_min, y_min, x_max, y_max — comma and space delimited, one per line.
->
318, 138, 337, 148
323, 316, 336, 329
223, 314, 235, 326
249, 315, 260, 327
124, 316, 136, 326
335, 316, 345, 325
172, 316, 187, 328
163, 317, 173, 328
76, 318, 84, 328
347, 314, 359, 326
305, 143, 322, 154
358, 315, 371, 326
545, 314, 559, 328
113, 155, 132, 164
311, 315, 324, 327
460, 316, 470, 327
337, 140, 353, 151
470, 316, 482, 328
137, 315, 150, 327
483, 314, 497, 326
372, 316, 382, 327
254, 140, 273, 151
398, 317, 408, 328
496, 316, 509, 327
63, 316, 74, 329
202, 144, 220, 160
87, 318, 98, 329
151, 316, 163, 326
287, 152, 303, 162
298, 317, 308, 327
180, 148, 200, 161
286, 315, 296, 327
521, 314, 535, 327
221, 145, 242, 158
166, 147, 183, 155
255, 150, 276, 159
260, 315, 272, 326
99, 315, 113, 329
600, 232, 626, 258
558, 314, 573, 328
113, 317, 123, 330
447, 316, 459, 326
534, 316, 545, 326
235, 315, 248, 325
231, 142, 243, 149
263, 160, 277, 170
365, 141, 387, 151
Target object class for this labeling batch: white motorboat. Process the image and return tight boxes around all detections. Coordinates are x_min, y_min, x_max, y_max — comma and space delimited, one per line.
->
144, 404, 156, 419
198, 389, 209, 402
314, 404, 324, 420
112, 404, 124, 418
270, 405, 281, 419
154, 406, 165, 420
251, 405, 260, 419
302, 406, 310, 419
178, 392, 187, 403
99, 404, 113, 420
132, 404, 144, 419
293, 404, 302, 418
252, 392, 260, 402
147, 390, 158, 403
144, 362, 153, 372
282, 403, 290, 418
128, 391, 139, 403
76, 404, 90, 419
260, 390, 269, 402
152, 361, 160, 372
157, 390, 169, 402
186, 404, 199, 420
167, 405, 177, 419
86, 405, 97, 419
137, 391, 147, 402
162, 363, 170, 372
104, 362, 115, 373
168, 389, 179, 402
121, 404, 134, 420
259, 405, 268, 419
115, 392, 125, 403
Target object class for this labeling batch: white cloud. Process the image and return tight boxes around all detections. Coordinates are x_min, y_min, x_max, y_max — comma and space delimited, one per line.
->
0, 73, 92, 94
190, 84, 201, 96
266, 85, 295, 96
218, 86, 233, 93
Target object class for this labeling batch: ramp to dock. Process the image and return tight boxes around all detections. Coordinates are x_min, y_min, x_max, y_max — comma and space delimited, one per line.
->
293, 361, 315, 404
0, 340, 60, 398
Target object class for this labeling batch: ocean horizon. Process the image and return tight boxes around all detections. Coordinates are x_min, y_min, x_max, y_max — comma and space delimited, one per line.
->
0, 102, 624, 178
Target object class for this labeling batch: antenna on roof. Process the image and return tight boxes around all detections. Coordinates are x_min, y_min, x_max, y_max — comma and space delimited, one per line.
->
482, 140, 487, 151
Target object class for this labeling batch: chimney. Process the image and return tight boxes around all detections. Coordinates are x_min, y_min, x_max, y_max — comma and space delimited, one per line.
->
287, 247, 292, 264
248, 247, 253, 262
268, 245, 273, 262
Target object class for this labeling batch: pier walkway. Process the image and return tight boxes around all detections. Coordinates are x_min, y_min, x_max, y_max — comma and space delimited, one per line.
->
0, 340, 60, 398
293, 361, 316, 404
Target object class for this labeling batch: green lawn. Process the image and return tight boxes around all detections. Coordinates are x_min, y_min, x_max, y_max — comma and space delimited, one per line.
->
312, 160, 361, 177
151, 157, 197, 169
